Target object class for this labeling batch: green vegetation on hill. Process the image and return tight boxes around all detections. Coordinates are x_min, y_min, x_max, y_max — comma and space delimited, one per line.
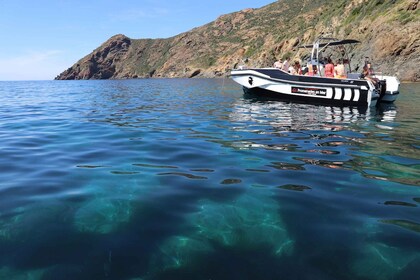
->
56, 0, 420, 81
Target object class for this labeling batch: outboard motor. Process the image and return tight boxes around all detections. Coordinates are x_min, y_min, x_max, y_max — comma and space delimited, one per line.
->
377, 79, 387, 103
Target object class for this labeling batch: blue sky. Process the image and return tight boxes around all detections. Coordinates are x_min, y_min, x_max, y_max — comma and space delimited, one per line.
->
0, 0, 275, 80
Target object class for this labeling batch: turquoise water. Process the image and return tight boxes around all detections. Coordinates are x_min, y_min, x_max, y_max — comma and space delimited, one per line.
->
0, 79, 419, 279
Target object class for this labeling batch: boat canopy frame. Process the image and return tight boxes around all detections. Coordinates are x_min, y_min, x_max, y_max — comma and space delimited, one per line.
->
299, 37, 360, 75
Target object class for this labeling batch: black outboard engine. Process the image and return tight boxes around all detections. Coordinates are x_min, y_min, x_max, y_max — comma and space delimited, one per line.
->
377, 79, 387, 103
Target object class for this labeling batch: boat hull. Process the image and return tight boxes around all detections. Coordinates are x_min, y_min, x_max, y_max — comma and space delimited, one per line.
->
382, 91, 399, 102
231, 68, 379, 107
242, 86, 374, 107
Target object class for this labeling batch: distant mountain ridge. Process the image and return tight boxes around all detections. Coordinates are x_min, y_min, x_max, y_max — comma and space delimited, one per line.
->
55, 0, 420, 81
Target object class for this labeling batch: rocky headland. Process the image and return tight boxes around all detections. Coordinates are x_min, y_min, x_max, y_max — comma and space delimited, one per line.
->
56, 0, 420, 81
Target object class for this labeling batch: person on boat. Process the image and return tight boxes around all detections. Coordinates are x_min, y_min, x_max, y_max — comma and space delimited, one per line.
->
334, 59, 347, 79
305, 64, 314, 76
361, 63, 379, 85
289, 65, 297, 75
288, 62, 300, 75
293, 61, 302, 75
313, 65, 318, 75
324, 58, 335, 78
301, 65, 308, 75
366, 62, 377, 76
282, 57, 290, 72
361, 65, 371, 80
273, 59, 282, 68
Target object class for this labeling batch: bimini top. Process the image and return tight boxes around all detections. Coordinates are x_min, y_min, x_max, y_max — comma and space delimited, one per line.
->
299, 39, 360, 49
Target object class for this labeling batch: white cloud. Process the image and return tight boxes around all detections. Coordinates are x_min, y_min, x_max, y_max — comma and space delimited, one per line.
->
0, 50, 71, 81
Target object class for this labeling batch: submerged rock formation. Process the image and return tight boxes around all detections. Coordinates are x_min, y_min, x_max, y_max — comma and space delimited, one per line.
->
56, 0, 420, 81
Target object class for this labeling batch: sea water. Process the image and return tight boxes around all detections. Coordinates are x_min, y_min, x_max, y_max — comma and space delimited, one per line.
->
0, 79, 419, 280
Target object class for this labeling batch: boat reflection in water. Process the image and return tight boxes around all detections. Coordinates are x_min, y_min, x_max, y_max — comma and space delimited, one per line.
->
375, 102, 397, 124
229, 93, 398, 133
226, 93, 398, 154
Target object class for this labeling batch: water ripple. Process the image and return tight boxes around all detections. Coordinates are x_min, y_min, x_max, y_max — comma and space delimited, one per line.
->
157, 172, 208, 180
0, 80, 419, 280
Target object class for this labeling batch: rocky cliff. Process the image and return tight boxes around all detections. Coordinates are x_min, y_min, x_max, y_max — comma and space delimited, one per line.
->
55, 0, 420, 81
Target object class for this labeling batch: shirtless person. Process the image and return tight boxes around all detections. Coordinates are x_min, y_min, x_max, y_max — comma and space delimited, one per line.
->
273, 59, 282, 68
361, 64, 378, 85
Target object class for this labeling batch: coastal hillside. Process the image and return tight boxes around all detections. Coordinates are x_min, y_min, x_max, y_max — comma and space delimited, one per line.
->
55, 0, 420, 81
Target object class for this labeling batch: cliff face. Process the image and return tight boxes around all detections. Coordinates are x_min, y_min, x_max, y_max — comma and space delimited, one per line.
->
56, 0, 420, 81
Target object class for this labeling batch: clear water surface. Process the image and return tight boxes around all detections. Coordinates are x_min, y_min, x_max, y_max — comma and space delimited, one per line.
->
0, 79, 419, 280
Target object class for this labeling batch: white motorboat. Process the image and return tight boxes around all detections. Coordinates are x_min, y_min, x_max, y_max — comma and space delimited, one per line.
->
230, 37, 400, 107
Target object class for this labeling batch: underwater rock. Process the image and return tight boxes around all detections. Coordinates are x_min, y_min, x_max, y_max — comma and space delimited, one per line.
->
144, 188, 294, 279
74, 198, 131, 234
41, 264, 84, 280
151, 190, 294, 275
0, 210, 26, 241
190, 193, 293, 254
351, 242, 420, 280
151, 236, 214, 271
0, 266, 45, 280
0, 204, 70, 242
